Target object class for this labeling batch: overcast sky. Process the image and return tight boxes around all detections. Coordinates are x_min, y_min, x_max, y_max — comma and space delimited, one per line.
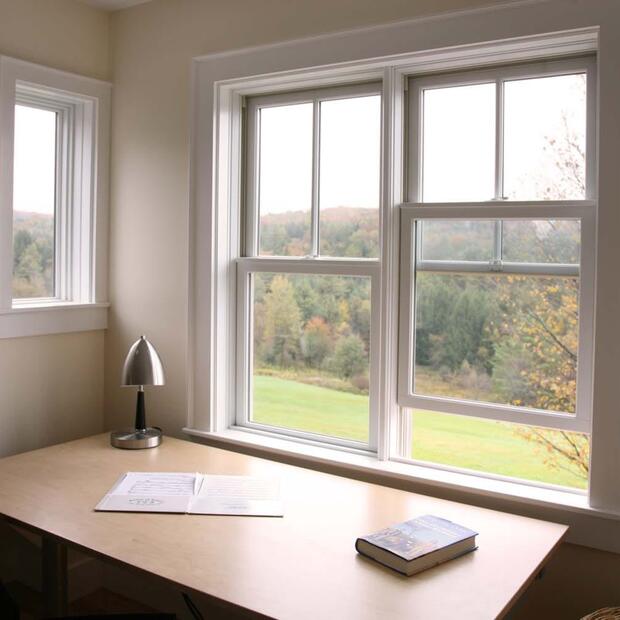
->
257, 72, 585, 220
12, 73, 585, 219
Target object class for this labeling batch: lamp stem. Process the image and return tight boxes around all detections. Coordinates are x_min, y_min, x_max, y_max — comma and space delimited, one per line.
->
135, 386, 146, 432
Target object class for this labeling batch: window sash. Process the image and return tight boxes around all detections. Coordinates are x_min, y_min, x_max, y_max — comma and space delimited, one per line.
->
398, 202, 595, 433
402, 58, 596, 434
407, 55, 597, 203
244, 82, 382, 259
235, 256, 381, 450
13, 93, 72, 303
240, 83, 384, 449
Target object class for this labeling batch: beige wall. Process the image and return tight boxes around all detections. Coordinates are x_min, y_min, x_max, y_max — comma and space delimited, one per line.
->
0, 0, 110, 80
0, 331, 105, 457
0, 0, 110, 457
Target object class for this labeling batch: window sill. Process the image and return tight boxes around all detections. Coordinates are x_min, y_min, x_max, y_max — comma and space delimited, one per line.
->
183, 426, 620, 553
0, 302, 108, 338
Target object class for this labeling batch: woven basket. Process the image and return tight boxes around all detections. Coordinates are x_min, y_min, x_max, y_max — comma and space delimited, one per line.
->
581, 608, 620, 620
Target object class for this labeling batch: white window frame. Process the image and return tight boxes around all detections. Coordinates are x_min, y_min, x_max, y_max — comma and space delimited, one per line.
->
189, 3, 620, 525
236, 83, 382, 451
236, 258, 381, 451
398, 56, 597, 434
0, 56, 110, 337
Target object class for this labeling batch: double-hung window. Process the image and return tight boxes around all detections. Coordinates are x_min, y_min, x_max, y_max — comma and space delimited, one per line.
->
196, 25, 605, 501
234, 57, 596, 488
237, 83, 382, 449
398, 57, 596, 488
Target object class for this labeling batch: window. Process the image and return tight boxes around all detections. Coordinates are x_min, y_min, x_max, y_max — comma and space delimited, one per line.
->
0, 56, 110, 336
236, 58, 596, 488
194, 19, 620, 518
399, 57, 595, 489
238, 84, 381, 448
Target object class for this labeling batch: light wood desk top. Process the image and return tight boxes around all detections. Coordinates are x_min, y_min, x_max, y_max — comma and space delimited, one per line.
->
0, 434, 567, 619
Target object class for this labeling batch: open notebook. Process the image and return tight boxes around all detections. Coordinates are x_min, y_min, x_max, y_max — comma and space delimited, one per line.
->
96, 471, 283, 516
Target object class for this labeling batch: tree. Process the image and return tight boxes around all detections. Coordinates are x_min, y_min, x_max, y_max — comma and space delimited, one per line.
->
301, 317, 333, 368
443, 285, 495, 374
496, 73, 589, 480
329, 334, 367, 379
492, 274, 587, 480
261, 275, 303, 368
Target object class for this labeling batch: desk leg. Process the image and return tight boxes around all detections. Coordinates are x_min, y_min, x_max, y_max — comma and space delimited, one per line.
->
42, 536, 67, 617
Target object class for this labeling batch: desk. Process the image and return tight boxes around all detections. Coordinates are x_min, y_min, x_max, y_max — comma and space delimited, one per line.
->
0, 434, 567, 619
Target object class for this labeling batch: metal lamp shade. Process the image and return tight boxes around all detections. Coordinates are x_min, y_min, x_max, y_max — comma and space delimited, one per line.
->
111, 335, 165, 449
121, 335, 165, 387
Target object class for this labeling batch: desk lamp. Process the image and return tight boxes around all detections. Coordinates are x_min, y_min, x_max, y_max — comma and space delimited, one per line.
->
110, 335, 165, 449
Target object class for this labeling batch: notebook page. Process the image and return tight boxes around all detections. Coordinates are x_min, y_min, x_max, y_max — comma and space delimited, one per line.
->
189, 475, 283, 516
95, 472, 197, 513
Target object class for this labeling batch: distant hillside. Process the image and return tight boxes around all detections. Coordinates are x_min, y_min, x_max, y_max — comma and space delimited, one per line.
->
13, 210, 54, 298
260, 206, 379, 257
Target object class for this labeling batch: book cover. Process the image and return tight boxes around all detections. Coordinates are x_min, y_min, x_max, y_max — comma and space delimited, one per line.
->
360, 515, 477, 562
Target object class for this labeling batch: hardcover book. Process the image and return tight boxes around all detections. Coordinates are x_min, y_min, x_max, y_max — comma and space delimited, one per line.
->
355, 515, 477, 576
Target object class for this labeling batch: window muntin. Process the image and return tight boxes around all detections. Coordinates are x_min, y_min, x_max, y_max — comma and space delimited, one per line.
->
240, 83, 381, 448
12, 103, 58, 299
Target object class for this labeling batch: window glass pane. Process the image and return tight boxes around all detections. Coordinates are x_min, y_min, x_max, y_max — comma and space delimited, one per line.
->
251, 272, 371, 442
413, 271, 579, 414
258, 103, 313, 256
422, 83, 495, 202
319, 95, 380, 258
403, 409, 588, 489
503, 73, 587, 200
13, 104, 57, 298
502, 220, 580, 264
420, 220, 495, 262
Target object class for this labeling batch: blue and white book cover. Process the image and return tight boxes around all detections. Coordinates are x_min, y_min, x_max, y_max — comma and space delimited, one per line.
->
360, 515, 477, 561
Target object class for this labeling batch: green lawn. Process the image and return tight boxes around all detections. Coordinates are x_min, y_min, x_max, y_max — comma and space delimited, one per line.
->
253, 374, 586, 489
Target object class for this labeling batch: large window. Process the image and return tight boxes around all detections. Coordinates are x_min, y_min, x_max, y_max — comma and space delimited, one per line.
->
238, 84, 381, 448
399, 58, 595, 489
235, 58, 596, 488
192, 10, 620, 513
0, 56, 109, 335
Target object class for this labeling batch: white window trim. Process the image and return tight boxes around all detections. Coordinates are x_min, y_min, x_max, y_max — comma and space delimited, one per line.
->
190, 0, 620, 530
0, 56, 110, 338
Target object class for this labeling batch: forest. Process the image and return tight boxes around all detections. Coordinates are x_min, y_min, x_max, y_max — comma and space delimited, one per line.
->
254, 208, 588, 483
13, 211, 54, 298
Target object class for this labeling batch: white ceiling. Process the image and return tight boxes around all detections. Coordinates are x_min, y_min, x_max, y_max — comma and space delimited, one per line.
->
78, 0, 152, 11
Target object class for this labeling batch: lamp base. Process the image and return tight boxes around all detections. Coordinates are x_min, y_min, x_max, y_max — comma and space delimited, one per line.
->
110, 427, 162, 449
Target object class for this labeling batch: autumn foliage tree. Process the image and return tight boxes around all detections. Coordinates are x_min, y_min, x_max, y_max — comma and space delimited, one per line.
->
496, 73, 589, 481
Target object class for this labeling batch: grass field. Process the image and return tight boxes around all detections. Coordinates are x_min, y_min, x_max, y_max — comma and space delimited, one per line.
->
253, 374, 586, 489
